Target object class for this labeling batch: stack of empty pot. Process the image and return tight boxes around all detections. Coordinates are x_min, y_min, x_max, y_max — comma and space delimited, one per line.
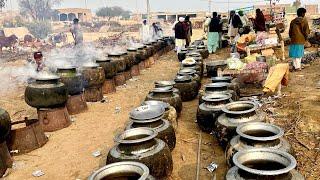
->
96, 56, 117, 94
25, 74, 70, 132
0, 108, 12, 177
82, 62, 105, 102
181, 58, 203, 78
214, 101, 266, 148
145, 86, 182, 116
108, 52, 127, 86
126, 105, 176, 151
106, 128, 173, 178
226, 148, 304, 179
197, 93, 232, 133
56, 66, 87, 115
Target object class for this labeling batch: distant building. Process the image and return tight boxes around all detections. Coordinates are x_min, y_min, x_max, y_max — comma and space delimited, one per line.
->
132, 11, 207, 22
55, 8, 92, 22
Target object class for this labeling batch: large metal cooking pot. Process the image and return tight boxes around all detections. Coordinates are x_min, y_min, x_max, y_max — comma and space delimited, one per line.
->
89, 162, 155, 180
25, 74, 68, 108
108, 52, 126, 73
127, 47, 140, 65
174, 75, 198, 102
126, 105, 176, 151
81, 62, 105, 88
226, 148, 304, 180
0, 108, 11, 143
106, 128, 173, 178
95, 57, 117, 79
145, 87, 182, 114
197, 93, 232, 133
226, 122, 292, 167
214, 101, 266, 149
56, 66, 83, 95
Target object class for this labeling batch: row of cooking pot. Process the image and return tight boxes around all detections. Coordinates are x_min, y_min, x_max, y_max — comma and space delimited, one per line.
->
23, 38, 176, 109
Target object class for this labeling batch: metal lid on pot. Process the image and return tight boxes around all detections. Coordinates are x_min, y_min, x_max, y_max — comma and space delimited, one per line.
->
211, 76, 232, 82
205, 82, 230, 89
202, 93, 232, 103
186, 52, 201, 57
82, 62, 100, 68
197, 45, 206, 49
154, 80, 176, 87
182, 58, 196, 66
175, 75, 192, 82
142, 100, 170, 110
35, 73, 60, 81
56, 65, 77, 71
129, 105, 165, 121
127, 47, 138, 52
178, 68, 196, 76
151, 86, 173, 93
95, 56, 111, 62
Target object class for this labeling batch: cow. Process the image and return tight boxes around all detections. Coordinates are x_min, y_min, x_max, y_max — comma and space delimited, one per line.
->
0, 35, 18, 52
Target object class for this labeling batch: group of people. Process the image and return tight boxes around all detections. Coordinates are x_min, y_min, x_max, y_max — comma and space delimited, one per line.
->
172, 16, 193, 53
141, 20, 164, 42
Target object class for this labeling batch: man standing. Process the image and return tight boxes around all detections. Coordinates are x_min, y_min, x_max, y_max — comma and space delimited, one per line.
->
141, 20, 150, 42
205, 12, 222, 53
174, 17, 186, 53
228, 11, 242, 52
70, 18, 83, 46
184, 16, 193, 47
289, 8, 310, 71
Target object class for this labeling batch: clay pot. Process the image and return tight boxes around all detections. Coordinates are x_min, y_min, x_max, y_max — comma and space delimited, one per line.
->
226, 148, 304, 180
197, 93, 232, 133
214, 101, 266, 149
81, 62, 105, 88
174, 76, 198, 102
126, 105, 176, 151
108, 53, 126, 73
145, 87, 182, 114
95, 57, 117, 79
106, 128, 173, 178
226, 122, 292, 167
25, 75, 68, 108
6, 118, 48, 154
0, 109, 11, 143
56, 66, 83, 95
89, 162, 155, 180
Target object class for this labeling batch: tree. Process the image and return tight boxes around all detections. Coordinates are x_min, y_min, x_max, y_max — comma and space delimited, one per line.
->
96, 6, 131, 20
18, 0, 61, 20
26, 21, 52, 39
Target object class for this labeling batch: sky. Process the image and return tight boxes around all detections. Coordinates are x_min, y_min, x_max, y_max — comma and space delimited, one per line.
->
4, 0, 320, 13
